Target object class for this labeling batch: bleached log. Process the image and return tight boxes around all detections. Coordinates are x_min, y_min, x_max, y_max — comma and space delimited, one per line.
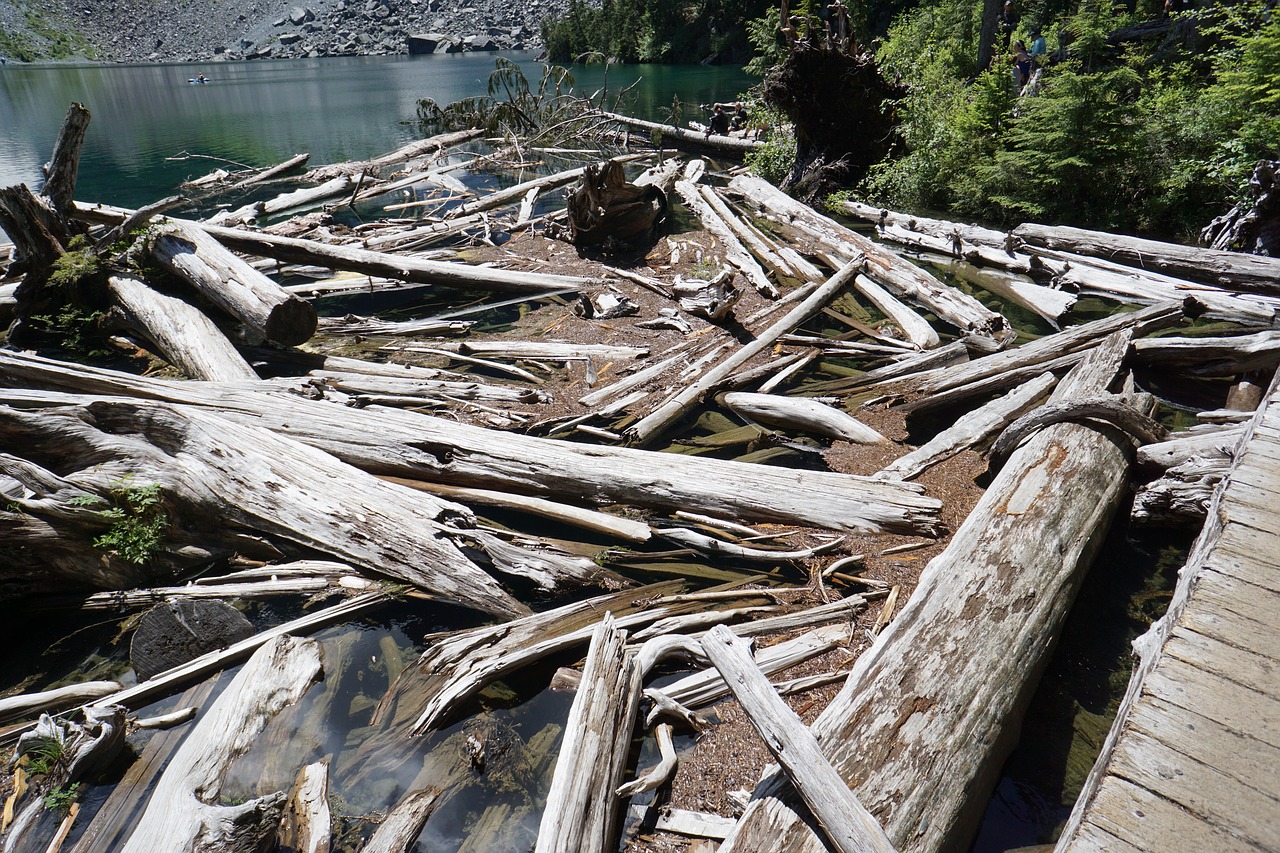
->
626, 805, 737, 840
616, 723, 677, 798
1136, 425, 1244, 471
119, 635, 322, 853
702, 186, 810, 281
1132, 330, 1280, 376
988, 394, 1166, 470
0, 682, 122, 723
654, 527, 843, 561
719, 391, 886, 443
73, 204, 603, 293
299, 370, 545, 405
0, 351, 943, 537
851, 273, 939, 350
719, 329, 1144, 853
535, 614, 638, 853
451, 154, 649, 219
150, 220, 318, 346
626, 257, 867, 446
701, 625, 895, 853
75, 574, 375, 610
275, 760, 330, 853
208, 175, 355, 226
599, 110, 764, 153
105, 273, 259, 382
728, 174, 1006, 339
449, 340, 650, 361
877, 371, 1057, 481
304, 129, 483, 180
839, 200, 1009, 246
1013, 222, 1280, 294
0, 402, 527, 616
230, 152, 310, 189
675, 179, 778, 298
358, 789, 440, 853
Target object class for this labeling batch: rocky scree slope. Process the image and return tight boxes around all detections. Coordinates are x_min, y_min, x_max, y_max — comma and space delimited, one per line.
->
0, 0, 581, 63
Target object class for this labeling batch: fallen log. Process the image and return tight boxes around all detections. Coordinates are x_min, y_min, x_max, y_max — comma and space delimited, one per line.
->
119, 634, 322, 853
275, 760, 330, 853
0, 401, 528, 616
598, 110, 764, 153
1136, 425, 1244, 472
74, 204, 603, 294
851, 272, 940, 349
0, 351, 944, 536
0, 682, 122, 724
1132, 330, 1280, 376
455, 154, 650, 220
208, 174, 355, 226
719, 391, 886, 443
719, 329, 1146, 853
304, 128, 484, 181
701, 625, 895, 853
1012, 222, 1280, 294
231, 152, 310, 189
150, 220, 318, 346
675, 177, 777, 297
988, 394, 1167, 471
105, 273, 260, 381
728, 174, 1007, 340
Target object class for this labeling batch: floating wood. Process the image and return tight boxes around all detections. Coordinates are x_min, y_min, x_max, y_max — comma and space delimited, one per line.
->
598, 110, 764, 153
119, 635, 322, 853
304, 129, 483, 181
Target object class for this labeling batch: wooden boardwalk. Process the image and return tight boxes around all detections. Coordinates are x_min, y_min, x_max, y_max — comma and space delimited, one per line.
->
1056, 375, 1280, 852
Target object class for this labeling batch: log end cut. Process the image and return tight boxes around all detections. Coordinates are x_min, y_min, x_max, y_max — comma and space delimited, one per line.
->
264, 295, 319, 347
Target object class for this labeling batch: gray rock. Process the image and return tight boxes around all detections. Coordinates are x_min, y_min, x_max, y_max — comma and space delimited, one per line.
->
406, 30, 449, 53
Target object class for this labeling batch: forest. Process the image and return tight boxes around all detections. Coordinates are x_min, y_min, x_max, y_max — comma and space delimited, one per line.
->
542, 0, 1280, 243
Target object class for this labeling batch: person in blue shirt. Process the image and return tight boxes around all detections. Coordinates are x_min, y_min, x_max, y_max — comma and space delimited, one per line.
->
1029, 29, 1046, 58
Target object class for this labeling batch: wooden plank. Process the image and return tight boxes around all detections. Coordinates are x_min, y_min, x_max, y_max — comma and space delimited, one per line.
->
1142, 657, 1280, 750
1179, 601, 1280, 662
1108, 728, 1280, 849
1127, 693, 1280, 800
1068, 822, 1154, 853
1163, 625, 1280, 691
1186, 570, 1280, 649
1209, 533, 1280, 593
1073, 776, 1264, 853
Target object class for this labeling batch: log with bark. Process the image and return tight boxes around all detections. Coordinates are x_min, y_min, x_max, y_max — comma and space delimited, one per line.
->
718, 329, 1151, 853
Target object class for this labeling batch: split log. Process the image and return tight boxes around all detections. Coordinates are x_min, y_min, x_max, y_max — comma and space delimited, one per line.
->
626, 257, 869, 446
119, 635, 322, 853
701, 625, 895, 853
598, 110, 764, 153
728, 174, 1007, 340
877, 371, 1057, 481
1013, 222, 1280, 294
534, 613, 638, 853
675, 177, 777, 297
149, 220, 318, 346
719, 391, 885, 443
304, 129, 483, 181
1131, 453, 1232, 527
0, 351, 943, 537
719, 329, 1145, 853
105, 273, 260, 381
0, 682, 122, 723
0, 401, 528, 616
74, 204, 603, 293
275, 760, 331, 853
358, 789, 440, 853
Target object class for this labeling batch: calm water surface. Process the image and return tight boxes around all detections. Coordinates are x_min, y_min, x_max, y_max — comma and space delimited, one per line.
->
0, 53, 755, 214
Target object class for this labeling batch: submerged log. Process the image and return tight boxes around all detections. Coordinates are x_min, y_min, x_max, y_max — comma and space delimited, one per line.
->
720, 329, 1144, 853
119, 635, 322, 853
150, 221, 318, 346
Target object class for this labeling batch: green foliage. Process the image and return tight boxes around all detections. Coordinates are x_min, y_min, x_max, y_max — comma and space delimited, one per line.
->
27, 306, 109, 358
48, 235, 101, 289
44, 783, 82, 814
743, 105, 798, 184
0, 9, 97, 61
541, 0, 770, 63
22, 735, 68, 778
93, 484, 168, 566
417, 58, 587, 145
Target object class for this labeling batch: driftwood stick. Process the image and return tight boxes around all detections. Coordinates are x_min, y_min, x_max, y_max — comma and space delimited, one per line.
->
626, 256, 865, 446
701, 625, 895, 853
616, 723, 678, 798
0, 682, 122, 724
232, 153, 310, 189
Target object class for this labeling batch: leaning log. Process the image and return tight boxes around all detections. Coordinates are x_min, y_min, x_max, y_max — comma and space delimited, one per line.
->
119, 635, 322, 853
1012, 222, 1280, 295
150, 221, 318, 346
304, 128, 484, 181
719, 329, 1146, 853
0, 351, 943, 537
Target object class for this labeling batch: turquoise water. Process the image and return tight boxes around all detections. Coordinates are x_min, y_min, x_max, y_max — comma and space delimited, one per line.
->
0, 53, 755, 215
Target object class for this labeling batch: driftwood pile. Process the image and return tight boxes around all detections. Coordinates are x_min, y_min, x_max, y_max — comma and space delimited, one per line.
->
1, 100, 1278, 853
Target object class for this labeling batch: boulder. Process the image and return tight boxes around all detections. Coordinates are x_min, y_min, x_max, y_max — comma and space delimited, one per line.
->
407, 31, 449, 53
289, 5, 314, 23
465, 34, 497, 50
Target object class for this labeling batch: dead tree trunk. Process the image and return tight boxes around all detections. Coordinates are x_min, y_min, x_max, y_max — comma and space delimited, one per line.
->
1201, 159, 1280, 256
720, 330, 1148, 853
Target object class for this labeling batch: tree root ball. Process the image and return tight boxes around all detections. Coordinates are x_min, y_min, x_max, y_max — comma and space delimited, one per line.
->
763, 45, 902, 205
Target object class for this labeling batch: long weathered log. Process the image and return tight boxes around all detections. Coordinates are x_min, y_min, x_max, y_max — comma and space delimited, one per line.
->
1013, 222, 1280, 294
105, 273, 260, 381
1132, 330, 1280, 376
453, 154, 649, 219
728, 174, 1007, 340
851, 272, 940, 349
0, 351, 943, 536
0, 682, 122, 723
675, 178, 778, 297
231, 152, 310, 189
719, 329, 1143, 853
119, 635, 322, 853
701, 625, 895, 853
0, 401, 528, 616
150, 220, 318, 346
208, 175, 355, 226
304, 129, 484, 181
73, 203, 602, 293
598, 110, 764, 153
719, 391, 886, 443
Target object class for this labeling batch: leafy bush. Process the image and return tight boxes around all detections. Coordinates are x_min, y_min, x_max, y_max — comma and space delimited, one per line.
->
93, 484, 168, 566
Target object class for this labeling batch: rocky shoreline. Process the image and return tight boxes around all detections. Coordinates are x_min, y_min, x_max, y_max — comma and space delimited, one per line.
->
0, 0, 582, 63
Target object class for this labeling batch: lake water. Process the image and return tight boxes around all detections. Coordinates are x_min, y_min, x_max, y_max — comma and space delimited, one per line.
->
0, 52, 755, 217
